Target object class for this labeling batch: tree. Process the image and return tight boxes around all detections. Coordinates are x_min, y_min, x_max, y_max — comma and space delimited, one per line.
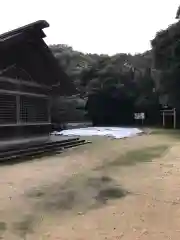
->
50, 44, 156, 125
176, 6, 180, 19
151, 19, 180, 109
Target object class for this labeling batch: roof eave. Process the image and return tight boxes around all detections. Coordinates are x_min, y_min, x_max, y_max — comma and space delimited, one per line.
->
0, 20, 49, 41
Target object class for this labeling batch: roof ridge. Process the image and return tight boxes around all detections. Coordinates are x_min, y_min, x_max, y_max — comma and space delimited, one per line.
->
0, 20, 49, 40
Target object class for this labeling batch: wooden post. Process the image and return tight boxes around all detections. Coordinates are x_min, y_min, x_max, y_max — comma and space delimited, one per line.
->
162, 111, 165, 127
174, 108, 176, 129
16, 95, 20, 124
48, 98, 51, 123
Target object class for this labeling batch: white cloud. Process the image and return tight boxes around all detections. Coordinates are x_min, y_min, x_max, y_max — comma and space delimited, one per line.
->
0, 0, 179, 54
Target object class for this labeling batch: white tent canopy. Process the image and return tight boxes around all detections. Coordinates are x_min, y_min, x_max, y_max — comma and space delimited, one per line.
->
52, 127, 143, 139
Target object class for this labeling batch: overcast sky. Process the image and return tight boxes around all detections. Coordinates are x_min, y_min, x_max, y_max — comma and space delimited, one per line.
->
1, 0, 179, 55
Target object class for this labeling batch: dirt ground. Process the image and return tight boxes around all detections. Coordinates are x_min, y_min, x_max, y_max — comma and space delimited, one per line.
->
0, 131, 180, 239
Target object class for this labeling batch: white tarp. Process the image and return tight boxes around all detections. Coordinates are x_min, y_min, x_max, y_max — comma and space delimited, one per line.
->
52, 127, 143, 139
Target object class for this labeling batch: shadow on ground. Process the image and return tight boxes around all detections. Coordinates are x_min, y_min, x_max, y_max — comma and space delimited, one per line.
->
26, 174, 129, 214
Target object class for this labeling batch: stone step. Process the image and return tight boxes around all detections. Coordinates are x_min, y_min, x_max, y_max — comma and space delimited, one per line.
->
0, 138, 81, 157
0, 137, 80, 152
0, 138, 89, 162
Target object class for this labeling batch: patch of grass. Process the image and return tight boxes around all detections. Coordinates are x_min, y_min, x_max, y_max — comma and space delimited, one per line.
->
151, 128, 180, 139
26, 189, 45, 198
106, 145, 168, 167
96, 187, 128, 204
12, 214, 34, 239
0, 222, 6, 232
44, 190, 76, 211
26, 175, 129, 214
0, 221, 7, 238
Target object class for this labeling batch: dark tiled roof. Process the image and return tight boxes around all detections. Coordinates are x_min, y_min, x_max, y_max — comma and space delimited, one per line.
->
0, 20, 49, 41
0, 20, 77, 95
